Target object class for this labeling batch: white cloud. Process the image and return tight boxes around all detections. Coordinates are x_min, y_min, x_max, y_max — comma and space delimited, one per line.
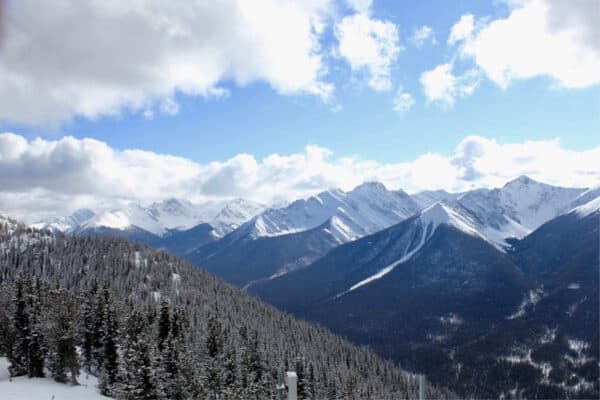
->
452, 0, 600, 88
411, 25, 436, 47
1, 132, 599, 222
392, 87, 415, 112
0, 0, 335, 125
420, 63, 480, 106
335, 13, 400, 91
345, 0, 373, 14
448, 14, 475, 45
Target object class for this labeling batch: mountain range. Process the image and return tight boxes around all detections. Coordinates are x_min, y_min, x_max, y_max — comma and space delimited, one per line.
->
32, 176, 589, 285
251, 185, 599, 398
21, 176, 600, 397
190, 176, 587, 288
33, 197, 265, 238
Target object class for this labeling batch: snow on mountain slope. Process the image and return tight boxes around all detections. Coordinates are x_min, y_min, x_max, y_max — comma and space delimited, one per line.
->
453, 176, 586, 246
78, 202, 167, 235
345, 201, 486, 293
341, 177, 591, 295
569, 186, 600, 211
0, 357, 103, 400
211, 198, 266, 235
571, 194, 600, 218
241, 182, 421, 242
31, 209, 95, 233
410, 189, 463, 209
497, 176, 585, 229
147, 198, 217, 230
34, 198, 265, 237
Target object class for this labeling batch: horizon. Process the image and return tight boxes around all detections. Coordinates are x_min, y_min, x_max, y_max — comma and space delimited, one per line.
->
3, 173, 593, 225
0, 0, 599, 221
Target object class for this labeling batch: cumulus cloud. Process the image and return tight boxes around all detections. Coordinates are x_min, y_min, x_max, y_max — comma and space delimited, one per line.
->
411, 25, 435, 47
0, 0, 335, 125
447, 14, 475, 45
451, 0, 600, 88
420, 63, 480, 106
392, 86, 415, 112
1, 132, 599, 222
335, 12, 400, 91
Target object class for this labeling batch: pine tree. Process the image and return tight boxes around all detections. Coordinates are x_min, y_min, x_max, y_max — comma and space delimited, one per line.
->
47, 289, 80, 384
80, 285, 97, 371
92, 284, 108, 371
8, 275, 31, 377
157, 300, 170, 352
119, 310, 163, 400
99, 292, 120, 396
205, 314, 224, 398
295, 358, 307, 400
27, 278, 46, 378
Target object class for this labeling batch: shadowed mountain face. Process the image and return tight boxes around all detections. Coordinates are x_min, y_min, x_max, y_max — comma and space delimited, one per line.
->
251, 202, 599, 399
33, 177, 587, 294
188, 219, 342, 288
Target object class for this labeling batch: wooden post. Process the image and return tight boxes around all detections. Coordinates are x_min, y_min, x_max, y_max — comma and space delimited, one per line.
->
419, 374, 425, 400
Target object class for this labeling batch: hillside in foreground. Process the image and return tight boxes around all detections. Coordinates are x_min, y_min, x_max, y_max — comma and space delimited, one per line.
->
0, 217, 454, 399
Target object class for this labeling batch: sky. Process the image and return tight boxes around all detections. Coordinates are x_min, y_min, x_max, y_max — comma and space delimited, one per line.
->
0, 0, 599, 221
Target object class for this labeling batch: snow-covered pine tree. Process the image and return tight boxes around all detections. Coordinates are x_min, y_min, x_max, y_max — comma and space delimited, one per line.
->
46, 288, 80, 384
118, 310, 164, 400
79, 283, 98, 371
99, 290, 120, 396
157, 300, 170, 352
26, 277, 46, 378
92, 284, 107, 372
8, 274, 31, 377
205, 313, 224, 398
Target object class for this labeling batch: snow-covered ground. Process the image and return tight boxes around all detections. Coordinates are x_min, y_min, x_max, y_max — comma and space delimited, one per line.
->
0, 357, 105, 400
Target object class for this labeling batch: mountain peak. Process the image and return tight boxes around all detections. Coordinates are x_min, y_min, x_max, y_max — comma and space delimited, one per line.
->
353, 181, 388, 193
420, 201, 481, 239
504, 175, 538, 187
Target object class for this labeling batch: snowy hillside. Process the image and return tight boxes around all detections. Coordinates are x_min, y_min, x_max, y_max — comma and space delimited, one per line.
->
0, 358, 103, 400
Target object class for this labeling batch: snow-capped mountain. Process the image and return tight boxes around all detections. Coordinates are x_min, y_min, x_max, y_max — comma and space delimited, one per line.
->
238, 182, 421, 243
450, 176, 586, 248
31, 208, 96, 233
33, 198, 265, 237
338, 201, 494, 294
410, 189, 464, 209
252, 192, 599, 399
569, 185, 600, 211
210, 198, 267, 236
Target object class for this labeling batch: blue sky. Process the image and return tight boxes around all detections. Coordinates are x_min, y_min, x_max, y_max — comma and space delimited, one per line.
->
0, 0, 599, 219
1, 0, 598, 163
